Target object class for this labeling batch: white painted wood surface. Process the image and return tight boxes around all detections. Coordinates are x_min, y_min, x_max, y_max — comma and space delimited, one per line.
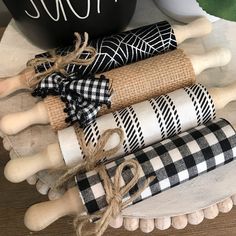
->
1, 0, 236, 224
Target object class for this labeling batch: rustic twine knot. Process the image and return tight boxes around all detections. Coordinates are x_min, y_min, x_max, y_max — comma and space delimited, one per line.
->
26, 32, 97, 88
74, 159, 156, 236
53, 128, 124, 191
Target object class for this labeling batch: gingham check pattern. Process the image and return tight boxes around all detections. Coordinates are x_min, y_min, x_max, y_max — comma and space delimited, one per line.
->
76, 119, 236, 214
33, 21, 177, 75
32, 73, 111, 127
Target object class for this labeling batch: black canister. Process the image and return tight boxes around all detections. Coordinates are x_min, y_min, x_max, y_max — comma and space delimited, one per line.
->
3, 0, 137, 49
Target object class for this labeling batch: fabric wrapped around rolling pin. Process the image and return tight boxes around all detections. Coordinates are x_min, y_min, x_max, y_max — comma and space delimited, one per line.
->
33, 21, 177, 77
58, 83, 216, 167
76, 118, 236, 214
38, 48, 195, 131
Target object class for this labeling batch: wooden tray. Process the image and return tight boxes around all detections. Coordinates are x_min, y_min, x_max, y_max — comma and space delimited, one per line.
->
1, 0, 236, 232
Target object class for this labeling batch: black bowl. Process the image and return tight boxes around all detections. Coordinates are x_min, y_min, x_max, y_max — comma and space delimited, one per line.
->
3, 0, 137, 49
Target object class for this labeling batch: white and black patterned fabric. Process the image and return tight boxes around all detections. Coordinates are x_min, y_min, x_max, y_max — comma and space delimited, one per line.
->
76, 119, 236, 214
34, 21, 177, 75
33, 73, 111, 127
58, 84, 216, 166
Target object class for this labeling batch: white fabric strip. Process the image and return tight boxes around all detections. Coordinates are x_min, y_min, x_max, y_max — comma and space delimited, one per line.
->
58, 84, 215, 166
58, 126, 83, 167
168, 89, 198, 130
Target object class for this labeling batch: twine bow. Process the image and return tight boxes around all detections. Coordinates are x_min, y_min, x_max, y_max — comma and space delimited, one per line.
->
74, 159, 156, 236
54, 128, 124, 191
32, 73, 112, 127
27, 32, 97, 88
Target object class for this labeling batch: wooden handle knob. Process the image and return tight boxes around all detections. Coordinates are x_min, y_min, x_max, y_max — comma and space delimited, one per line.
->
109, 215, 123, 229
204, 204, 219, 219
24, 187, 84, 231
173, 17, 212, 45
0, 101, 49, 135
4, 143, 64, 183
124, 217, 140, 231
0, 76, 26, 98
155, 217, 171, 230
0, 68, 34, 98
209, 81, 236, 110
189, 47, 232, 75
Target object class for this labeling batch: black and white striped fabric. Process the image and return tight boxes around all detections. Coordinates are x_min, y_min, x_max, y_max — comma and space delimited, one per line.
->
34, 21, 177, 75
58, 84, 216, 166
76, 119, 236, 214
33, 73, 111, 127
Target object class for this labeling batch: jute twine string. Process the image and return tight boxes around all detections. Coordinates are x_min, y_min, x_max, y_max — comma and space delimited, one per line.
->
26, 32, 97, 88
53, 128, 124, 191
74, 159, 156, 236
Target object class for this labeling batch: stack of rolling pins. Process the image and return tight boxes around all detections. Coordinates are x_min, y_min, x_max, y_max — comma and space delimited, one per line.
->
1, 17, 236, 235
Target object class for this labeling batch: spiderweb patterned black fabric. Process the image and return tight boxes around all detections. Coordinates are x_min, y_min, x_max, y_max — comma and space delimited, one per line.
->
34, 21, 177, 75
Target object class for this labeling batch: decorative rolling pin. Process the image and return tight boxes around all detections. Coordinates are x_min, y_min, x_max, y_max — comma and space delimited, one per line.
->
5, 81, 236, 183
24, 118, 236, 236
0, 47, 231, 136
0, 17, 212, 98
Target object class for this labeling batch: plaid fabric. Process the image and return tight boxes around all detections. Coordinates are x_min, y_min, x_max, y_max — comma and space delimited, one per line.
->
76, 119, 236, 214
32, 73, 111, 127
34, 21, 177, 75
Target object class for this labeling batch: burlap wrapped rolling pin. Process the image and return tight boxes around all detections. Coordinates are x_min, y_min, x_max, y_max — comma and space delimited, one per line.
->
23, 118, 236, 236
0, 17, 211, 99
0, 46, 231, 135
4, 81, 236, 184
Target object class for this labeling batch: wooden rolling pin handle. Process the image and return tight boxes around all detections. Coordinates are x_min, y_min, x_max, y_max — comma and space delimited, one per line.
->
189, 47, 232, 75
0, 101, 49, 135
24, 187, 84, 232
0, 68, 34, 98
4, 143, 64, 183
173, 17, 212, 45
209, 82, 236, 110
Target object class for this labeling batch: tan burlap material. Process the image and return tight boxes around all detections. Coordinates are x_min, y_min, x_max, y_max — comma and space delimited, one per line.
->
44, 96, 68, 131
44, 49, 196, 131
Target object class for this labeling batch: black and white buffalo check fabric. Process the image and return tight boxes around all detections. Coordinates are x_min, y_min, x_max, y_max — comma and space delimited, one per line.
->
76, 119, 236, 214
33, 72, 111, 127
34, 21, 177, 75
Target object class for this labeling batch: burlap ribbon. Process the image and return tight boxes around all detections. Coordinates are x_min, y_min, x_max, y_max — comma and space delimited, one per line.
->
26, 32, 97, 88
74, 159, 156, 236
54, 128, 124, 190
